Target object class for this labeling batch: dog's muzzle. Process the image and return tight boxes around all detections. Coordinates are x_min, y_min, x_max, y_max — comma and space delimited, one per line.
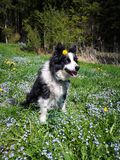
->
65, 65, 80, 77
75, 66, 80, 72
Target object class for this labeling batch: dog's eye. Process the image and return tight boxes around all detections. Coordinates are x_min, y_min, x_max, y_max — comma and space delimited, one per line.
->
65, 57, 71, 64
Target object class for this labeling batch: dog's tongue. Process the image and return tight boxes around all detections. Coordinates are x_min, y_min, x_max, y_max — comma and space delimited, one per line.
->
65, 68, 77, 77
71, 71, 77, 76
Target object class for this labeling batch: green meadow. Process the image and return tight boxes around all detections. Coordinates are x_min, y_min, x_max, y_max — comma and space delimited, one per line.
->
0, 44, 120, 160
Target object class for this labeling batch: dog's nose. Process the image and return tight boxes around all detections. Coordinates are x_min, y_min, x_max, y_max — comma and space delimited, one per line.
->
75, 66, 80, 71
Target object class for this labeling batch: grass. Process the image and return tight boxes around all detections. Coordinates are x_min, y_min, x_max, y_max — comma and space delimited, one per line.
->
0, 43, 120, 160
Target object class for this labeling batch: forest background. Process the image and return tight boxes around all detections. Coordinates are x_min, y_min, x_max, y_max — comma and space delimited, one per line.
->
0, 0, 120, 54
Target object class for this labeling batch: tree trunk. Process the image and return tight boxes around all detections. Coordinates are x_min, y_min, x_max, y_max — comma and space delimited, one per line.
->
5, 23, 8, 44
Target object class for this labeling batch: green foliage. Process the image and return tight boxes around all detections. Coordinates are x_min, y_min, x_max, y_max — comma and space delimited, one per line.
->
2, 28, 20, 44
37, 8, 87, 47
9, 33, 21, 43
2, 27, 13, 39
23, 22, 41, 50
0, 0, 120, 51
40, 9, 70, 47
0, 44, 120, 159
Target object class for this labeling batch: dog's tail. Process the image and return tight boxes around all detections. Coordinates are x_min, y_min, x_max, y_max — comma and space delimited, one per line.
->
20, 93, 31, 108
20, 100, 30, 108
4, 98, 18, 106
3, 97, 24, 107
20, 93, 35, 108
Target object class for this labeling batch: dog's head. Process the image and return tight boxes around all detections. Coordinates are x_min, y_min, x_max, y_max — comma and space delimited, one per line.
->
50, 43, 80, 81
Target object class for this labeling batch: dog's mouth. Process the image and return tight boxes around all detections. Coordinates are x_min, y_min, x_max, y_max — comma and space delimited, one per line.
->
65, 68, 77, 77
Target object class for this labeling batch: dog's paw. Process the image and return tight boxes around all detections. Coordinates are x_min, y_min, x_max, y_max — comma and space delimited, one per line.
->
39, 115, 47, 124
61, 108, 67, 113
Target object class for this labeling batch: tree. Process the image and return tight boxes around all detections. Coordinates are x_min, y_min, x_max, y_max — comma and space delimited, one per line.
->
0, 0, 120, 52
0, 0, 13, 43
97, 0, 120, 52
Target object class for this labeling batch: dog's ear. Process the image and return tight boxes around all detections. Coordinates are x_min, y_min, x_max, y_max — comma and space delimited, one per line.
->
55, 43, 65, 55
69, 45, 77, 54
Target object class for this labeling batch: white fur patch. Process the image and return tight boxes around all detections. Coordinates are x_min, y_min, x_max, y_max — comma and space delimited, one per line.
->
41, 61, 65, 101
56, 70, 69, 81
38, 61, 68, 123
64, 52, 78, 72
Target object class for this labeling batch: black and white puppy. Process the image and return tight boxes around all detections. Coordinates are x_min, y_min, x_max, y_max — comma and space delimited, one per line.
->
22, 43, 80, 123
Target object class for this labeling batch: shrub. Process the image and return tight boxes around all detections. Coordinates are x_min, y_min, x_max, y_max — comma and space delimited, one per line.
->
9, 32, 21, 43
24, 23, 41, 51
2, 27, 13, 43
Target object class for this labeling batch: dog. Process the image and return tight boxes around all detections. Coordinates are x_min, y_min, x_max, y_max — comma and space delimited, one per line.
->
21, 43, 80, 123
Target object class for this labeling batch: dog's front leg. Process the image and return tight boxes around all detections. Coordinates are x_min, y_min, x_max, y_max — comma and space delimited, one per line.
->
61, 101, 67, 112
58, 98, 67, 112
40, 106, 47, 123
61, 81, 70, 113
38, 98, 49, 124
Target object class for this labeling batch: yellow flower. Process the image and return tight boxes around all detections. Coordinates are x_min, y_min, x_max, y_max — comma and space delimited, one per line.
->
62, 50, 68, 55
0, 88, 3, 92
97, 67, 102, 71
5, 60, 16, 66
5, 60, 11, 65
12, 68, 16, 71
104, 107, 108, 112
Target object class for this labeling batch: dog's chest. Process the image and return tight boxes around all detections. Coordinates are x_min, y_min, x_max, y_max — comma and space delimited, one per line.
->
48, 80, 69, 108
49, 81, 64, 99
